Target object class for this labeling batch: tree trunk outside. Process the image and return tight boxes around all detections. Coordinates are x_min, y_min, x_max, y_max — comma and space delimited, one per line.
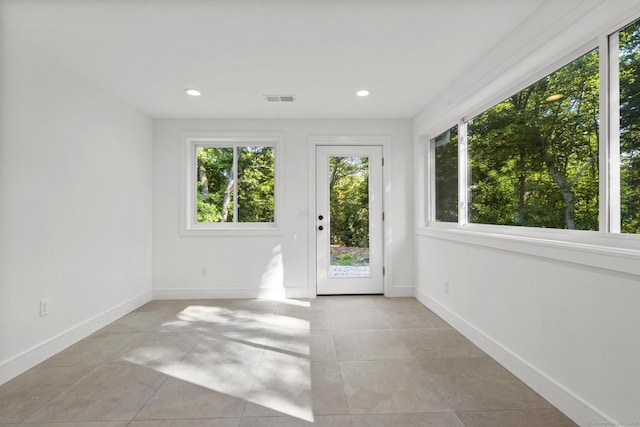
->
221, 147, 242, 222
544, 157, 576, 229
561, 189, 576, 230
515, 172, 527, 226
533, 122, 577, 230
330, 157, 342, 192
199, 164, 209, 199
221, 168, 234, 222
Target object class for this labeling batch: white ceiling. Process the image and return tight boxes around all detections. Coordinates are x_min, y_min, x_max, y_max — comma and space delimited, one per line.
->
1, 0, 589, 120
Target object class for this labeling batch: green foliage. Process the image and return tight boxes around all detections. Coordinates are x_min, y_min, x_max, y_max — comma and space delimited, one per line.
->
468, 49, 600, 230
332, 253, 360, 266
197, 147, 233, 223
435, 126, 459, 222
238, 147, 275, 222
329, 157, 370, 248
620, 20, 640, 233
196, 146, 274, 223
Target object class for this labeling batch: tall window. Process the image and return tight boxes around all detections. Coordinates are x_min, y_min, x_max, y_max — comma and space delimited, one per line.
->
196, 145, 275, 223
468, 49, 600, 230
619, 19, 640, 234
433, 125, 459, 222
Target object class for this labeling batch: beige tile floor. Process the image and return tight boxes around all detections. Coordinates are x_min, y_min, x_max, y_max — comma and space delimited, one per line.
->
0, 296, 578, 426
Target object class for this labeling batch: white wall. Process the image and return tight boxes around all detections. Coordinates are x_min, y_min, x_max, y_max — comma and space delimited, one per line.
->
0, 32, 153, 384
414, 233, 640, 425
153, 119, 413, 298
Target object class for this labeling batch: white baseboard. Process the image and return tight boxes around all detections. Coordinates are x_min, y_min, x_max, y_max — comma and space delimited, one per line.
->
0, 291, 152, 386
153, 287, 311, 300
388, 286, 415, 297
153, 287, 417, 300
415, 288, 615, 427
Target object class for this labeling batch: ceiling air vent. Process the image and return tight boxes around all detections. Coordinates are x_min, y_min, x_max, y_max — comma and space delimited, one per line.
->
264, 95, 296, 103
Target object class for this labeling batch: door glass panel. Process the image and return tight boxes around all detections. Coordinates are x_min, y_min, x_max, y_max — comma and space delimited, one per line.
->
329, 156, 370, 277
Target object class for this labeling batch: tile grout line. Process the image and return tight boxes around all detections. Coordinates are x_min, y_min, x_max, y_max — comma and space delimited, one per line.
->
238, 307, 276, 420
15, 362, 102, 424
331, 321, 357, 418
125, 306, 206, 425
118, 364, 170, 425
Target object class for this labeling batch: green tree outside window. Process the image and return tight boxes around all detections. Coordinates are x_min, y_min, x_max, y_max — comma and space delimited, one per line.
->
196, 146, 275, 223
468, 49, 600, 230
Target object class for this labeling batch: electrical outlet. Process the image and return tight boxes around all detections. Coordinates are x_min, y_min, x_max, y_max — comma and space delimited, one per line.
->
444, 281, 450, 294
39, 300, 49, 317
200, 267, 208, 277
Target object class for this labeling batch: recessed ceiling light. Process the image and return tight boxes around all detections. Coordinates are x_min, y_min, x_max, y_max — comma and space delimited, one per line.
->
185, 88, 201, 97
356, 89, 370, 97
545, 93, 564, 102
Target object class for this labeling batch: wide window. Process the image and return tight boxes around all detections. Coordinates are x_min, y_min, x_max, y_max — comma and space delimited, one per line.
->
182, 134, 280, 233
619, 19, 640, 234
433, 125, 459, 223
467, 48, 600, 230
426, 15, 640, 237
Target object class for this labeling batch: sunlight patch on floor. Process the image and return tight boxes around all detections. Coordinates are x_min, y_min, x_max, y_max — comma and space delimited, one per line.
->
278, 298, 311, 308
121, 304, 314, 422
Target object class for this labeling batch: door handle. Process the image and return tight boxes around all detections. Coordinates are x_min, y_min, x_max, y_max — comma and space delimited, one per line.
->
318, 225, 324, 231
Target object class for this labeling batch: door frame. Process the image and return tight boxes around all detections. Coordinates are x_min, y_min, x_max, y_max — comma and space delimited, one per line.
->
307, 136, 390, 297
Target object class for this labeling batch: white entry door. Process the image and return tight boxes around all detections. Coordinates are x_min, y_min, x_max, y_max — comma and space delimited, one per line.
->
316, 145, 384, 295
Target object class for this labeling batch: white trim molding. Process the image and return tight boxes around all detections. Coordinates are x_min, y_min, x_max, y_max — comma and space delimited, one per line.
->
307, 135, 392, 297
0, 291, 152, 386
415, 288, 617, 426
417, 227, 640, 277
153, 287, 311, 300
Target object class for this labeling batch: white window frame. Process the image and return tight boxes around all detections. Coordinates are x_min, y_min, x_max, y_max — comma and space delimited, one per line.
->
421, 19, 640, 272
427, 124, 463, 227
432, 43, 601, 233
180, 132, 282, 236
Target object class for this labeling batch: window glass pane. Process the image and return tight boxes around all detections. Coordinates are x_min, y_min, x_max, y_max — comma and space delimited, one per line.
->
238, 146, 275, 222
196, 147, 234, 223
468, 49, 600, 230
619, 20, 640, 234
434, 125, 459, 222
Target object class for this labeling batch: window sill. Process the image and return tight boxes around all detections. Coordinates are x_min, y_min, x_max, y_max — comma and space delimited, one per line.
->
180, 224, 282, 237
416, 224, 640, 277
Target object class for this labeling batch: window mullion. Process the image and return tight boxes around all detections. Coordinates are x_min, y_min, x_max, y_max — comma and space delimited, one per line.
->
458, 121, 469, 226
428, 138, 436, 225
233, 145, 239, 223
190, 142, 199, 228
